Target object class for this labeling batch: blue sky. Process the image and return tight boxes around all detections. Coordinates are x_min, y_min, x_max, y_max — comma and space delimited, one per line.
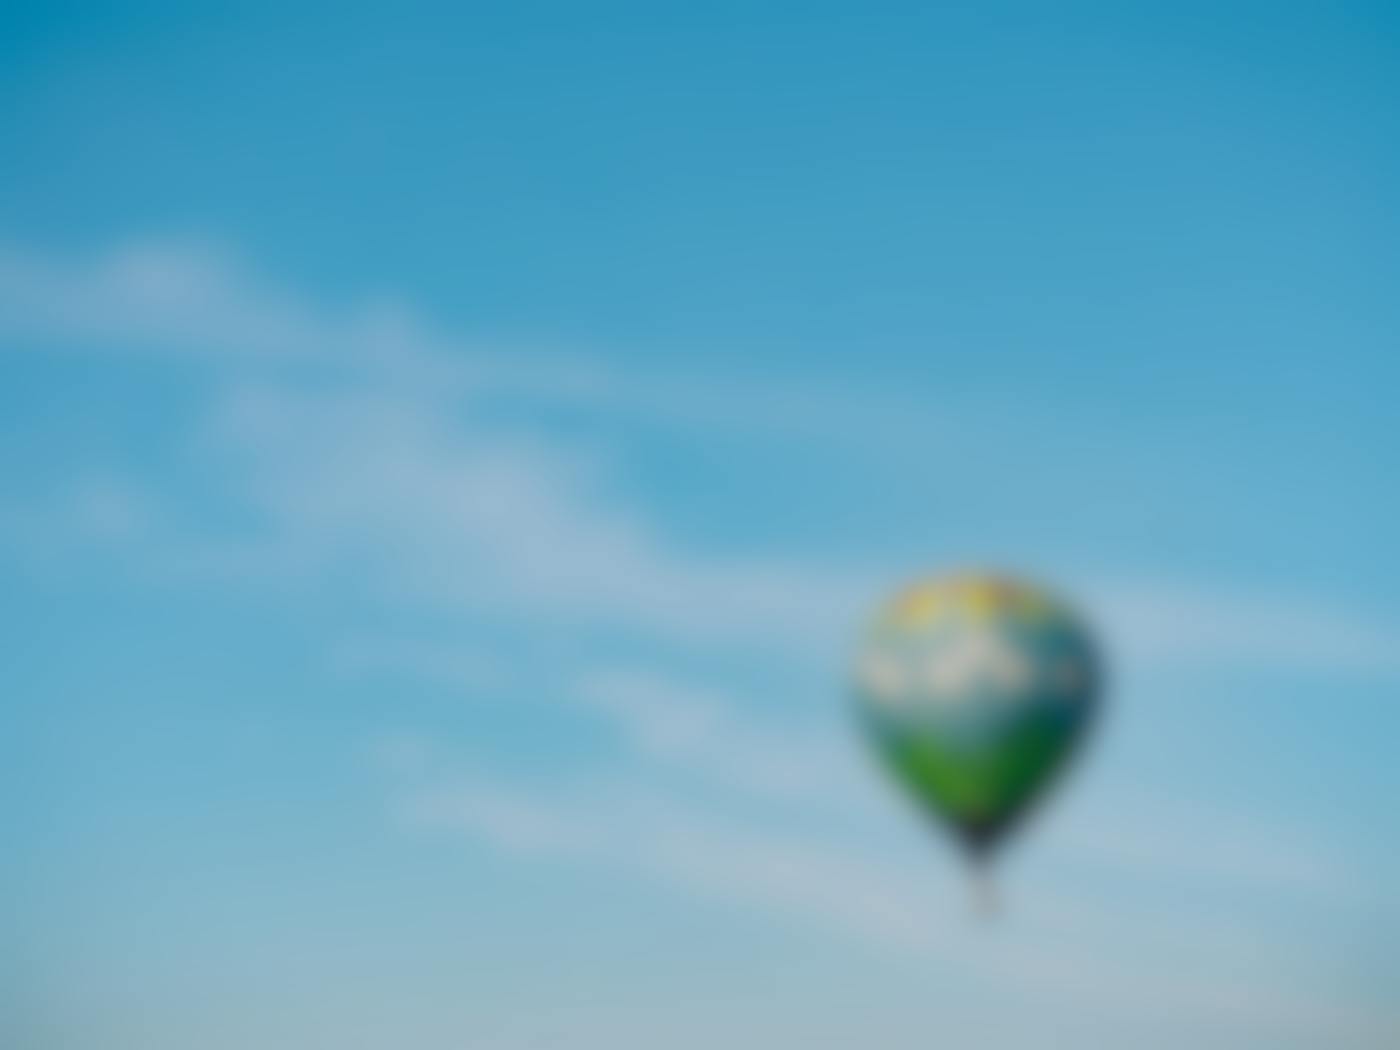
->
2, 4, 1398, 1048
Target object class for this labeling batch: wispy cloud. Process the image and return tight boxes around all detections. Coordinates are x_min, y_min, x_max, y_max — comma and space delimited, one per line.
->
204, 382, 869, 650
1052, 803, 1359, 898
0, 238, 952, 440
1087, 581, 1400, 675
6, 237, 1397, 675
0, 239, 337, 359
8, 233, 1395, 1046
404, 773, 947, 951
574, 667, 860, 803
330, 636, 505, 692
0, 238, 879, 650
394, 765, 1392, 1044
367, 645, 1366, 927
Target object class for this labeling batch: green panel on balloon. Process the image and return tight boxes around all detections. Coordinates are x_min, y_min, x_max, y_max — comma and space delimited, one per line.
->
873, 714, 1082, 849
853, 575, 1099, 859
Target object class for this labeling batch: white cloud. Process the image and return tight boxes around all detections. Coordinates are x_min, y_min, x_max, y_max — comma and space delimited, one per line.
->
0, 236, 873, 649
545, 664, 1367, 905
67, 474, 157, 540
405, 774, 943, 950
193, 381, 872, 651
5, 237, 1398, 673
395, 767, 1394, 1044
1087, 580, 1400, 675
574, 667, 861, 803
1048, 799, 1359, 898
6, 234, 1395, 1044
410, 782, 606, 856
0, 238, 949, 440
0, 237, 624, 416
0, 239, 336, 359
330, 637, 504, 691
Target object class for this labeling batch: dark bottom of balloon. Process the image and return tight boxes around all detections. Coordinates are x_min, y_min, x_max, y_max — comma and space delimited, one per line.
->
875, 714, 1083, 856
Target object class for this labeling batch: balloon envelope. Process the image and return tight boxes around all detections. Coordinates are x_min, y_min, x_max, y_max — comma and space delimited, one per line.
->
853, 574, 1099, 860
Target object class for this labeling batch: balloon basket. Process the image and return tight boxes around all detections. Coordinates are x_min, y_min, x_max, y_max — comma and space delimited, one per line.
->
971, 867, 1000, 919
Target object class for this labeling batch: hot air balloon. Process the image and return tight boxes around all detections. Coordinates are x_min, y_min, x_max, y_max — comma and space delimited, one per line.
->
852, 573, 1100, 913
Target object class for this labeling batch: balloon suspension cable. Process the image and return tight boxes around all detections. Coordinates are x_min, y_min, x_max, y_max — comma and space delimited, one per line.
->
971, 864, 1000, 920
